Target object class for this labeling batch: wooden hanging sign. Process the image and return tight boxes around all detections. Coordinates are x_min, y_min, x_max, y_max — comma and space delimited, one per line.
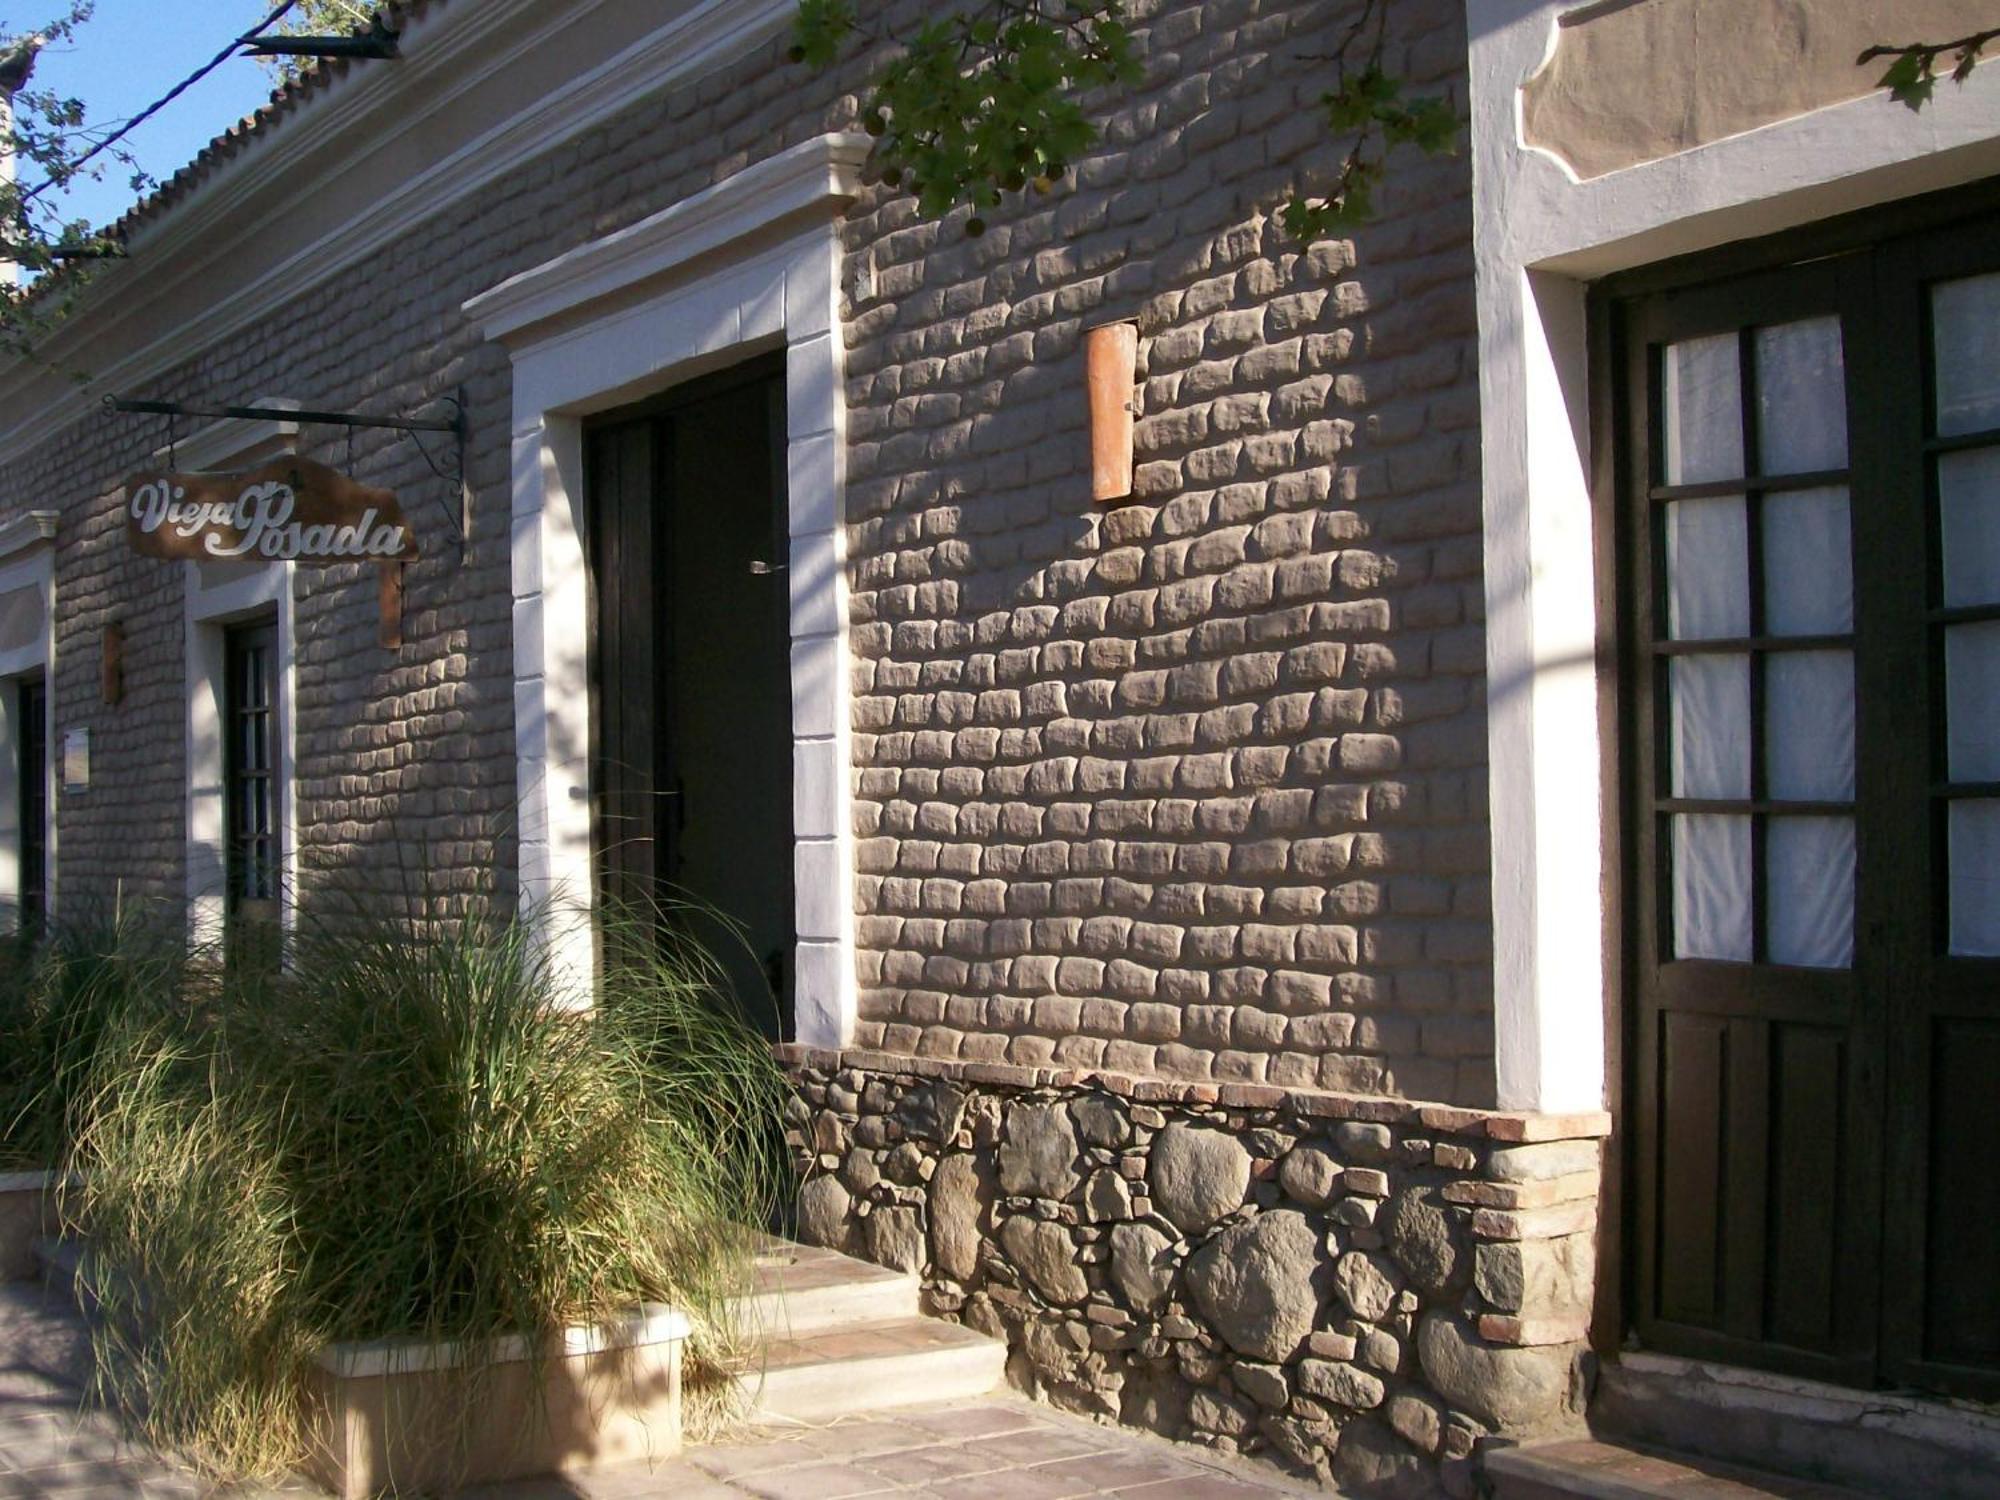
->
124, 457, 418, 563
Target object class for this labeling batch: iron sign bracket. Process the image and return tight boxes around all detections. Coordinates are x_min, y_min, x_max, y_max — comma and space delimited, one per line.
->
104, 389, 472, 559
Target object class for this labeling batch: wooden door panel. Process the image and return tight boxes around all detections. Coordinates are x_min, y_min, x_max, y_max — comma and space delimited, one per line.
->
1764, 1024, 1845, 1351
1871, 215, 2000, 1402
1656, 1011, 1727, 1327
1918, 1018, 2000, 1372
1646, 1010, 1853, 1357
1624, 263, 1882, 1380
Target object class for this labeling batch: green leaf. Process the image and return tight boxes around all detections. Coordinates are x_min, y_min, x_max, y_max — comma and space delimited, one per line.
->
790, 0, 856, 70
1877, 51, 1936, 110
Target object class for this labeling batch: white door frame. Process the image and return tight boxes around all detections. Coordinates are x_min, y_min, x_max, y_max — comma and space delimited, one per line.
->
0, 512, 57, 926
466, 132, 867, 1043
1467, 1, 2000, 1111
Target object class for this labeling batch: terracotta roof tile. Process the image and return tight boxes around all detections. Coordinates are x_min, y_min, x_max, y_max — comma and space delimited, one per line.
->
110, 0, 435, 241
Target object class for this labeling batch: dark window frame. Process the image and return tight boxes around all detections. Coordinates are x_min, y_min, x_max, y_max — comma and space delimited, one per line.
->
223, 619, 282, 932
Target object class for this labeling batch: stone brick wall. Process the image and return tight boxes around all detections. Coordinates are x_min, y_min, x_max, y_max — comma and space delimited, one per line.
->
0, 0, 1493, 1100
838, 0, 1492, 1103
783, 1047, 1607, 1495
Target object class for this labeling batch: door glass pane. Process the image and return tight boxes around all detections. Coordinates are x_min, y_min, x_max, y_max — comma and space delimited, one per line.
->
1674, 813, 1752, 961
1756, 317, 1847, 473
1663, 333, 1744, 484
1767, 816, 1855, 968
1935, 272, 2000, 438
1949, 800, 2000, 956
1766, 651, 1855, 801
1763, 487, 1853, 634
1666, 496, 1750, 639
1945, 621, 2000, 782
1671, 655, 1752, 798
1940, 447, 2000, 608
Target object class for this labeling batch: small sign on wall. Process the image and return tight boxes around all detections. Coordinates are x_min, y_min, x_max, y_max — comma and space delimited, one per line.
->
123, 457, 419, 563
61, 727, 89, 791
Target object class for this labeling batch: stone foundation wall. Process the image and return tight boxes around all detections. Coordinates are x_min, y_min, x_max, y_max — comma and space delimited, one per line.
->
781, 1047, 1607, 1496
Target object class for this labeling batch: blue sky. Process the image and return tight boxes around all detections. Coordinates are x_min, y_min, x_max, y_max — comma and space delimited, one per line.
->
25, 2, 284, 233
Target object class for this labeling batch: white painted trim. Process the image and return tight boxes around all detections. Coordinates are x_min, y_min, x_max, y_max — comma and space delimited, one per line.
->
476, 137, 857, 1045
1466, 1, 2000, 1111
165, 402, 305, 947
172, 406, 302, 943
185, 560, 298, 948
0, 0, 796, 466
0, 540, 54, 928
0, 511, 56, 562
315, 1304, 692, 1378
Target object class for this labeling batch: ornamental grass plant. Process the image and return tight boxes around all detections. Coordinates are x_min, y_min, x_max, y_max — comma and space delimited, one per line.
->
69, 894, 789, 1480
0, 905, 188, 1170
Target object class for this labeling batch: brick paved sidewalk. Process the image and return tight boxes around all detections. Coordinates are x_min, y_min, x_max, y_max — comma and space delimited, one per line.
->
0, 1386, 1314, 1500
1, 1283, 1312, 1500
516, 1399, 1323, 1500
0, 1369, 201, 1500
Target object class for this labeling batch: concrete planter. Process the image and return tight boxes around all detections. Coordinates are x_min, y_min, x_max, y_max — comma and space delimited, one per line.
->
302, 1304, 691, 1500
0, 1170, 63, 1281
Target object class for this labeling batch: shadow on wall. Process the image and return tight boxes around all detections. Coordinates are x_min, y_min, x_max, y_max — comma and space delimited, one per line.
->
837, 21, 1490, 1097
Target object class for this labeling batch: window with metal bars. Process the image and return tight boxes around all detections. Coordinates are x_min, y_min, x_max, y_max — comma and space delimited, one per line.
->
224, 621, 281, 928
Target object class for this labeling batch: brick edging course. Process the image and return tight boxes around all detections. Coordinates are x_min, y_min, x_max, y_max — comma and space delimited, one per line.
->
774, 1044, 1610, 1143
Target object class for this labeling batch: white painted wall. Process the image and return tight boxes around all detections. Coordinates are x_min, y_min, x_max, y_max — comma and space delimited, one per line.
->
1467, 0, 2000, 1111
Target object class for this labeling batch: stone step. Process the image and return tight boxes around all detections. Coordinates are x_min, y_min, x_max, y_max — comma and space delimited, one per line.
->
1484, 1440, 1877, 1499
732, 1238, 920, 1339
34, 1234, 85, 1299
31, 1230, 1003, 1430
733, 1313, 1008, 1423
0, 1278, 95, 1392
1589, 1352, 2000, 1500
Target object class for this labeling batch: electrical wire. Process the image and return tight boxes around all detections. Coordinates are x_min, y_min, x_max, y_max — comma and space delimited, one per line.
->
16, 0, 306, 210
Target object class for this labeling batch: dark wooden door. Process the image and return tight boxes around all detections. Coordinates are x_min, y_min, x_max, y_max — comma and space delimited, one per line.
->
1617, 196, 2000, 1400
1873, 220, 2000, 1400
586, 357, 795, 1039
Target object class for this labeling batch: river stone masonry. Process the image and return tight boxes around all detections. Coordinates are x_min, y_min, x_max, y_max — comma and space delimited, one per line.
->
780, 1045, 1607, 1497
